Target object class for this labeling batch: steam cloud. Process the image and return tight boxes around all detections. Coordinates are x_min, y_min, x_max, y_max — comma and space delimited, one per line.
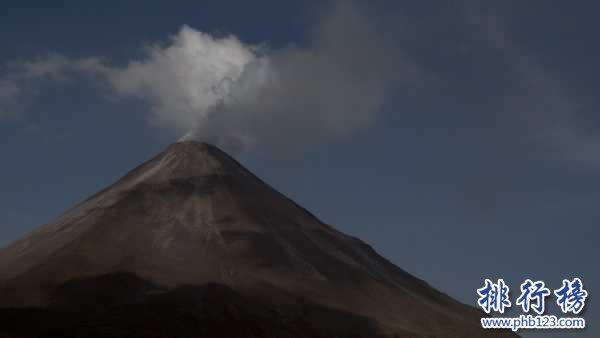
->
104, 2, 407, 152
104, 27, 259, 144
2, 0, 597, 166
0, 2, 408, 153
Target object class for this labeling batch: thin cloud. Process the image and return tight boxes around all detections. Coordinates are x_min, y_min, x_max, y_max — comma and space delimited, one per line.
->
466, 3, 600, 168
0, 54, 104, 117
0, 80, 20, 117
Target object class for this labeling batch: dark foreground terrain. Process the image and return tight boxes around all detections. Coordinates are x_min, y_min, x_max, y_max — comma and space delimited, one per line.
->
0, 273, 389, 338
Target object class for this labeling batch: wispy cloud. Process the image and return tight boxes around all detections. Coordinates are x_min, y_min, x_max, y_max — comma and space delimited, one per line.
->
466, 3, 600, 168
0, 79, 20, 117
0, 53, 105, 118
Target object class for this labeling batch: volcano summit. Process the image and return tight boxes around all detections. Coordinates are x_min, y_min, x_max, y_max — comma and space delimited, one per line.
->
0, 141, 514, 337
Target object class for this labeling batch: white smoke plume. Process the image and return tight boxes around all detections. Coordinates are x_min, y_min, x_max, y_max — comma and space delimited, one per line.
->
104, 26, 259, 140
0, 2, 412, 153
99, 1, 410, 153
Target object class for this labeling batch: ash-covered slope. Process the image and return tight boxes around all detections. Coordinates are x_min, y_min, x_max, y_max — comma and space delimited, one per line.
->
0, 141, 514, 337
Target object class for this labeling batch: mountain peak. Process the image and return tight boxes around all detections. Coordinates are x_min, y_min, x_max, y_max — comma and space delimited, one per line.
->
0, 140, 515, 337
171, 139, 214, 149
164, 140, 225, 161
117, 141, 252, 188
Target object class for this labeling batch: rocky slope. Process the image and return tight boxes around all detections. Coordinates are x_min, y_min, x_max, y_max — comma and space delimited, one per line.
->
0, 141, 515, 337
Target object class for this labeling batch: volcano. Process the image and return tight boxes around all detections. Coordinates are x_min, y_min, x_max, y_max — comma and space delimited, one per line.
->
0, 141, 514, 337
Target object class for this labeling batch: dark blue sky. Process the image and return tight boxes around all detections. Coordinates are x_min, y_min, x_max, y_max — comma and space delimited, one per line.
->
1, 1, 598, 336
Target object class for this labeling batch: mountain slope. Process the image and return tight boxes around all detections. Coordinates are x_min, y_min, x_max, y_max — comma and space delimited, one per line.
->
0, 141, 514, 337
